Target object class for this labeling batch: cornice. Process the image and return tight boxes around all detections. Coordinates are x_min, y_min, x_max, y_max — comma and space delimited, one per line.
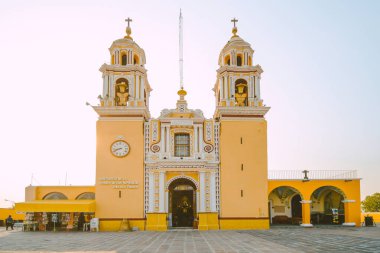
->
214, 106, 270, 119
145, 160, 219, 169
216, 64, 263, 75
99, 63, 147, 74
92, 106, 150, 119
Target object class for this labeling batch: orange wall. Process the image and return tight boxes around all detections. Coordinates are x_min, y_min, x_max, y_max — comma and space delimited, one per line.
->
25, 186, 95, 201
0, 208, 25, 223
219, 119, 268, 218
95, 119, 145, 219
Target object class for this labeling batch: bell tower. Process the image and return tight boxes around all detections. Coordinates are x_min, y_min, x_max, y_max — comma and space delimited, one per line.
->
92, 19, 151, 231
214, 19, 270, 229
98, 18, 152, 110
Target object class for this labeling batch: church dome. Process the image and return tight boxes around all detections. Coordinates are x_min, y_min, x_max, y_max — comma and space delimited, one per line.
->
218, 25, 254, 67
108, 20, 146, 66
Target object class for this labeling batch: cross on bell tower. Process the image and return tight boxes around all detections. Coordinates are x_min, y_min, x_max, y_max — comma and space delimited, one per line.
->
231, 17, 238, 36
124, 17, 133, 39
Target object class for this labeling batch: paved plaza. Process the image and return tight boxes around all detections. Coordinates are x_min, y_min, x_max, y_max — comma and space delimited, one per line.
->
0, 226, 379, 253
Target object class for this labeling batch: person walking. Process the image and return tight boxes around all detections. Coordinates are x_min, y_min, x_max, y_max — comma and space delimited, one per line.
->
6, 215, 14, 230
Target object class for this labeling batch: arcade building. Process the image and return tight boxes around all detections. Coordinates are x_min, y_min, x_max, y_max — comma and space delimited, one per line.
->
15, 20, 361, 231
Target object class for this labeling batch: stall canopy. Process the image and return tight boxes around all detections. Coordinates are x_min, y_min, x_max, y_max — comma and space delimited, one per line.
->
15, 200, 96, 213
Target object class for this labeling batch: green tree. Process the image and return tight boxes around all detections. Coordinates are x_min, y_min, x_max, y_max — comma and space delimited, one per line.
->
362, 193, 380, 212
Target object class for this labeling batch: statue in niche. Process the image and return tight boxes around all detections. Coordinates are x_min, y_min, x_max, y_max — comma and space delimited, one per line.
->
235, 82, 248, 106
115, 82, 129, 106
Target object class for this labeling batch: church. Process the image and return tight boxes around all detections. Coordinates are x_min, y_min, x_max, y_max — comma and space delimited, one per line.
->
15, 18, 362, 231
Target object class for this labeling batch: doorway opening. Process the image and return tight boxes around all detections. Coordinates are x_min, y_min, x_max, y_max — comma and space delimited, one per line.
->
168, 178, 197, 228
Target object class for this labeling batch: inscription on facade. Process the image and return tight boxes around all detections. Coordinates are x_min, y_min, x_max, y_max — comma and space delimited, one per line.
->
99, 177, 138, 189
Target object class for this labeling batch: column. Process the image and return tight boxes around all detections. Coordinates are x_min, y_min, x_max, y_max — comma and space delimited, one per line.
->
194, 125, 198, 154
160, 125, 165, 153
300, 200, 313, 227
140, 76, 144, 101
109, 76, 115, 102
199, 172, 206, 212
342, 200, 356, 226
230, 77, 234, 102
102, 74, 108, 98
166, 126, 170, 156
257, 76, 261, 99
148, 172, 154, 212
199, 124, 204, 152
159, 171, 165, 212
210, 171, 216, 212
254, 76, 258, 98
219, 78, 224, 101
135, 74, 140, 100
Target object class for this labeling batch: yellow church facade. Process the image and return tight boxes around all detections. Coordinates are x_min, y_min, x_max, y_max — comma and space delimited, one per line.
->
14, 20, 361, 231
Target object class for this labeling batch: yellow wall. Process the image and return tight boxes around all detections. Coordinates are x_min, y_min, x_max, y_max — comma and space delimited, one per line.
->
0, 208, 25, 224
361, 212, 380, 223
95, 119, 145, 219
99, 219, 145, 231
219, 219, 269, 230
25, 186, 95, 201
268, 180, 361, 226
219, 119, 268, 219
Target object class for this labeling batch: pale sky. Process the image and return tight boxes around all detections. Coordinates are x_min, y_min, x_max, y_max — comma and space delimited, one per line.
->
0, 0, 379, 207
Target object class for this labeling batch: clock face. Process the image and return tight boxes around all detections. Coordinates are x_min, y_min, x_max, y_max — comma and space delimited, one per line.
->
110, 140, 130, 157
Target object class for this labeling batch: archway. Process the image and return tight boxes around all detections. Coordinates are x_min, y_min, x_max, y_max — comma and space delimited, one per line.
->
168, 178, 197, 228
268, 186, 303, 225
291, 194, 302, 224
310, 186, 346, 225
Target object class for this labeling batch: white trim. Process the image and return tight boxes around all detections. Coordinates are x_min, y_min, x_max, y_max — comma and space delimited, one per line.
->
300, 223, 313, 227
148, 172, 154, 212
210, 171, 216, 212
341, 200, 356, 203
300, 200, 312, 204
165, 175, 199, 190
159, 171, 165, 212
200, 172, 205, 212
342, 222, 356, 227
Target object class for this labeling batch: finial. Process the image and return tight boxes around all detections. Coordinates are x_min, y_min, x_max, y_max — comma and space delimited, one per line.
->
124, 17, 133, 39
231, 17, 238, 37
177, 88, 187, 101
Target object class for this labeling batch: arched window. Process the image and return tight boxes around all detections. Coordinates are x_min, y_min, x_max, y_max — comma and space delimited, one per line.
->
121, 53, 127, 65
224, 55, 231, 66
43, 192, 68, 200
237, 55, 242, 66
76, 192, 95, 200
174, 133, 190, 157
235, 79, 248, 106
133, 55, 139, 65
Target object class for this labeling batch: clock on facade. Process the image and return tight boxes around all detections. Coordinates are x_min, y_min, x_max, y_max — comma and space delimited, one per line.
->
110, 140, 130, 157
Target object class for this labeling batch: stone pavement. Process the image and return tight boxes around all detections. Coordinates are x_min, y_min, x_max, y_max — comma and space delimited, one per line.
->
0, 226, 379, 253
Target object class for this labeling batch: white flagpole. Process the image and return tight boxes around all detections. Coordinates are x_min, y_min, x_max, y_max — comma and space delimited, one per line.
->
179, 9, 184, 90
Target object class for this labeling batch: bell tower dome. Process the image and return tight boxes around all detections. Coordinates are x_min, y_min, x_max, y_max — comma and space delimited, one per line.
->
95, 18, 152, 118
214, 19, 268, 118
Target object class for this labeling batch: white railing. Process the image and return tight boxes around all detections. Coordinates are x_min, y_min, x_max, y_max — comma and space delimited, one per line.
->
268, 170, 358, 180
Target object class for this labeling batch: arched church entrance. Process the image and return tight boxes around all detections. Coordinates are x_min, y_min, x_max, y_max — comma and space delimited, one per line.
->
168, 178, 197, 228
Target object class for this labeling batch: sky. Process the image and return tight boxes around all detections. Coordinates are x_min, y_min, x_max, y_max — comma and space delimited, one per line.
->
0, 0, 379, 207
